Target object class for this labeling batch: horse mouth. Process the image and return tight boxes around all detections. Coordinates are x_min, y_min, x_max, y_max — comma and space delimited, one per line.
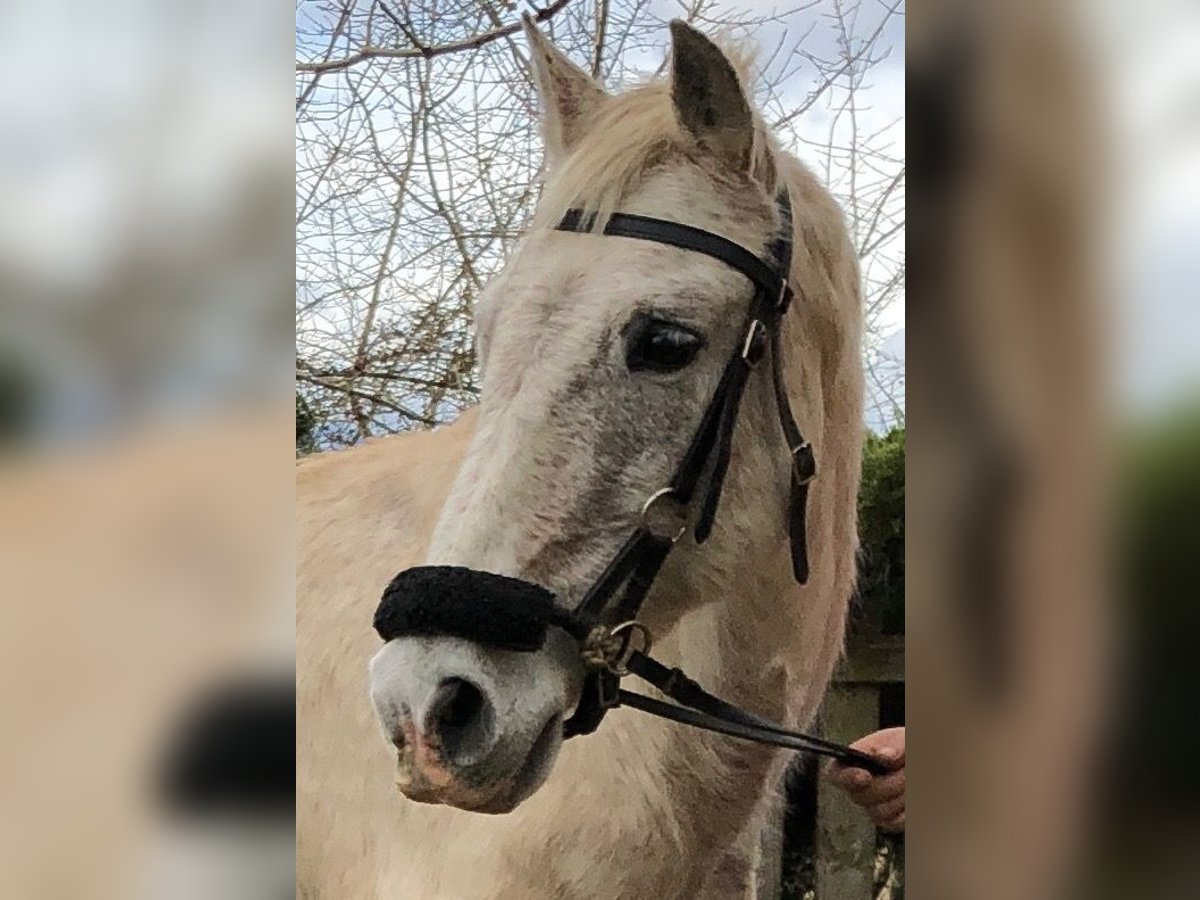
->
394, 713, 562, 814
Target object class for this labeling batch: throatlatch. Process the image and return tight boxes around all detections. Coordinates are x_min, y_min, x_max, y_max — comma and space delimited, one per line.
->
374, 188, 887, 776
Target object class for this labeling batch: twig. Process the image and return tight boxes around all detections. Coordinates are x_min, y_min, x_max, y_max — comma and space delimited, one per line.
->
592, 0, 610, 79
297, 374, 440, 428
296, 0, 575, 74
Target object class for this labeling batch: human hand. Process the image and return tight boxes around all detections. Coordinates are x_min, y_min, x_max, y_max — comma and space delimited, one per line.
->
825, 726, 905, 832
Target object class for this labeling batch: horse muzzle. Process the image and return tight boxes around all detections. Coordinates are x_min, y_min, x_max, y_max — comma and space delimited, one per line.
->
369, 569, 582, 812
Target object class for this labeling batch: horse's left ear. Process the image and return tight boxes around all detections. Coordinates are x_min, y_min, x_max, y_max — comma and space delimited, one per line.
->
523, 16, 608, 168
669, 21, 754, 172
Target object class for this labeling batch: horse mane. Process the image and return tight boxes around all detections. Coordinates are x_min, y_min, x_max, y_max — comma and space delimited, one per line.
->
526, 35, 858, 347
531, 37, 779, 231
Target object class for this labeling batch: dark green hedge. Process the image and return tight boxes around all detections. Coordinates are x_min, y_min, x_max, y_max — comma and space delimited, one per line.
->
856, 427, 905, 634
296, 393, 316, 455
1111, 410, 1200, 819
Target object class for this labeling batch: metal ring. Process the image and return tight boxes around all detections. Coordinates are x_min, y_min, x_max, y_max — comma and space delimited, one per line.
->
639, 487, 688, 543
605, 620, 653, 677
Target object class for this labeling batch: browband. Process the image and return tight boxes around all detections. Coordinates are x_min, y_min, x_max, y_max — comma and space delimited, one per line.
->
556, 208, 791, 305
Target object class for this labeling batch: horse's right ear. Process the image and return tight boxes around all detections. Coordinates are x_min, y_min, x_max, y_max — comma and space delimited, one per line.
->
668, 21, 754, 173
523, 16, 607, 167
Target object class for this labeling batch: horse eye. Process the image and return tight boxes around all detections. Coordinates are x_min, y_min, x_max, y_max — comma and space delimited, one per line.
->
625, 317, 704, 372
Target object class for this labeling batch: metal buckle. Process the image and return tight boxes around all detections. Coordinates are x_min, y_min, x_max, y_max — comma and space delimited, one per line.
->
604, 620, 653, 677
776, 281, 793, 314
639, 487, 688, 543
741, 319, 767, 365
791, 441, 817, 485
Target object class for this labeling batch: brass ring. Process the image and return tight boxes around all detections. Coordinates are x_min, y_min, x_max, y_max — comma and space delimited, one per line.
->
639, 487, 688, 543
605, 620, 653, 676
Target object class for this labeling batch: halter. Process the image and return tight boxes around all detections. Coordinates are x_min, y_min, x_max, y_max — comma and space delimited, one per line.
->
373, 188, 887, 776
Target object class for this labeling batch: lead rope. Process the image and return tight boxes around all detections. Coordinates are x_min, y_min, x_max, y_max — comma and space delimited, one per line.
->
579, 620, 887, 774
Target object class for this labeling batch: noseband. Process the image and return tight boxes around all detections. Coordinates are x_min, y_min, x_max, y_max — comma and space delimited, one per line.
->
375, 188, 886, 775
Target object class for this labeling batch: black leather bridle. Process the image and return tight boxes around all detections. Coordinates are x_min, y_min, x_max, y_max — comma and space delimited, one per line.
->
375, 188, 887, 775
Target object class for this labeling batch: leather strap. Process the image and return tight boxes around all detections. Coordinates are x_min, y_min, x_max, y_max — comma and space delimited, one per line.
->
574, 526, 663, 622
616, 689, 888, 774
770, 324, 816, 582
692, 350, 750, 543
557, 209, 786, 300
622, 652, 885, 770
563, 531, 674, 737
670, 349, 743, 505
611, 534, 675, 624
562, 670, 614, 738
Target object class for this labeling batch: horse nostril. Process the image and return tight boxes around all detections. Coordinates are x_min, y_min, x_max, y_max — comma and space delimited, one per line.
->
424, 678, 495, 767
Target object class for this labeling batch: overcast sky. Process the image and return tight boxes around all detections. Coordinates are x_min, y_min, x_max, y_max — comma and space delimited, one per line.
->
1093, 0, 1200, 416
13, 0, 1194, 436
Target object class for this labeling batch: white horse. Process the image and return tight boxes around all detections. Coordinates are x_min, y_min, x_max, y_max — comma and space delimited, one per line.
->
297, 20, 863, 899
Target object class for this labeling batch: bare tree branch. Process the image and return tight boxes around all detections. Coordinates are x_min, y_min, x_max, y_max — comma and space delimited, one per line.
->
297, 0, 905, 450
592, 0, 610, 78
296, 0, 576, 74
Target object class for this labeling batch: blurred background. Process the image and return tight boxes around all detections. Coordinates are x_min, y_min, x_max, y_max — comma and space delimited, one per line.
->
908, 1, 1200, 898
0, 0, 295, 897
0, 0, 1196, 896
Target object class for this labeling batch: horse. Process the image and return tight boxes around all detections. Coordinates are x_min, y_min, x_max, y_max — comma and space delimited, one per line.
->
297, 20, 863, 899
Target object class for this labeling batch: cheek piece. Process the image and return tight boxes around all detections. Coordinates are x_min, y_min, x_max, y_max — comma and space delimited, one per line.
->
372, 189, 888, 777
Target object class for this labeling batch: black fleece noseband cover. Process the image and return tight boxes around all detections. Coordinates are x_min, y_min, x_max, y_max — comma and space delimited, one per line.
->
375, 566, 578, 652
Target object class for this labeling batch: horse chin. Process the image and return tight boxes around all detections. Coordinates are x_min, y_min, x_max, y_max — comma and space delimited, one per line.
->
486, 713, 563, 811
462, 713, 563, 814
397, 714, 563, 815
